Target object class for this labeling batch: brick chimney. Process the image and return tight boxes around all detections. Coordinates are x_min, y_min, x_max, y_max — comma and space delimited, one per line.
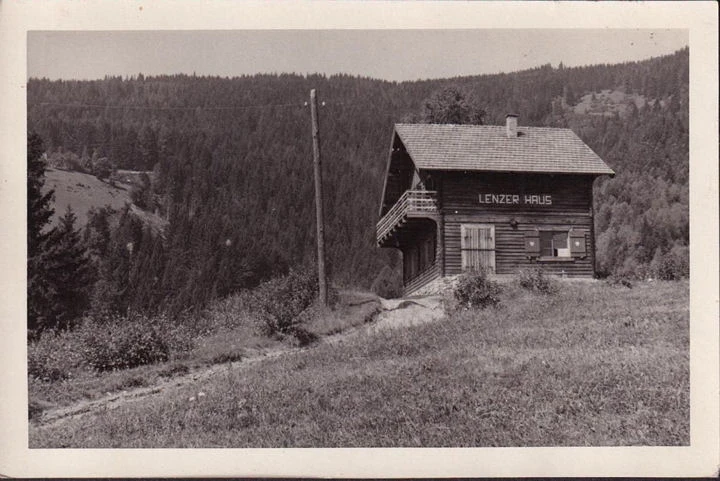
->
506, 114, 518, 138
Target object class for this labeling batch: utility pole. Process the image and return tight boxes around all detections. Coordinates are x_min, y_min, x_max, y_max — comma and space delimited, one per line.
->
310, 89, 328, 306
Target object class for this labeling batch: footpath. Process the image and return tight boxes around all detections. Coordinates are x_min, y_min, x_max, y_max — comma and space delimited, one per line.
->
33, 294, 447, 429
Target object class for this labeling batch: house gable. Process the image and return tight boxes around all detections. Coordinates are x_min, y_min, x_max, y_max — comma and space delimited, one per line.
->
379, 130, 421, 217
378, 122, 614, 220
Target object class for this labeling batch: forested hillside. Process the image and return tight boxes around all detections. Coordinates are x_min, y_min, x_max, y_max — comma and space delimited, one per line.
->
27, 47, 688, 325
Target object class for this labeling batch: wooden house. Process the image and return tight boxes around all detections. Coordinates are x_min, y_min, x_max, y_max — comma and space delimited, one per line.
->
376, 115, 615, 295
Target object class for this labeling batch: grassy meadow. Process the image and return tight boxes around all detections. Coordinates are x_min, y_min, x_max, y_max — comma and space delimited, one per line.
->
44, 168, 132, 227
29, 279, 689, 448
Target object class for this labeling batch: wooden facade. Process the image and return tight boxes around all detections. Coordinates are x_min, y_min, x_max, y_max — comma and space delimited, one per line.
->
441, 171, 596, 278
377, 119, 614, 295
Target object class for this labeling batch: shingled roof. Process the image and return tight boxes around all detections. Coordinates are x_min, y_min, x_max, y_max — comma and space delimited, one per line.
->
394, 123, 615, 175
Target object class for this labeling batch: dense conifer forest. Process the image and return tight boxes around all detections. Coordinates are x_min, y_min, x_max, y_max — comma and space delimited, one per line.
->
27, 47, 688, 333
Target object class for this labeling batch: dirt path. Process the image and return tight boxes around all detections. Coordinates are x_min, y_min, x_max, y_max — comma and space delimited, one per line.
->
35, 346, 305, 427
33, 295, 447, 429
372, 296, 446, 331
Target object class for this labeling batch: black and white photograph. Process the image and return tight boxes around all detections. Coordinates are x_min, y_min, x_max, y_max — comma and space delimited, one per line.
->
1, 1, 718, 478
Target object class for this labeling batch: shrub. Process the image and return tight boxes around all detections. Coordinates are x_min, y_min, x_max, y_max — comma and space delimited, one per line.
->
120, 376, 149, 389
201, 291, 256, 331
606, 276, 634, 288
28, 399, 55, 421
517, 268, 559, 294
210, 352, 245, 364
652, 245, 689, 280
249, 268, 320, 337
27, 330, 85, 382
453, 268, 502, 309
92, 156, 112, 180
78, 313, 187, 372
287, 325, 319, 347
370, 265, 403, 299
155, 313, 196, 355
157, 363, 190, 378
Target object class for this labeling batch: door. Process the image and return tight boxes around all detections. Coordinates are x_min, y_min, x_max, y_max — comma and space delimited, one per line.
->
461, 224, 496, 273
403, 246, 419, 283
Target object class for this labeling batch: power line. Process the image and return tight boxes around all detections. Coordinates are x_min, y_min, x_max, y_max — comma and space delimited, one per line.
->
28, 99, 352, 112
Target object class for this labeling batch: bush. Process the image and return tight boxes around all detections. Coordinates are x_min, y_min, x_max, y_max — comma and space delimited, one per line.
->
370, 265, 403, 299
28, 311, 195, 379
517, 268, 559, 294
27, 330, 85, 382
201, 290, 264, 332
249, 268, 320, 337
92, 156, 113, 180
28, 399, 54, 421
287, 325, 319, 347
453, 268, 502, 309
606, 276, 634, 288
652, 245, 689, 280
78, 313, 190, 372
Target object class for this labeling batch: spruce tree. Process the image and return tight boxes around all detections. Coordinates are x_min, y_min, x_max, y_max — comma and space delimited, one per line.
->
43, 206, 94, 328
27, 134, 94, 336
90, 205, 143, 315
27, 132, 55, 336
27, 132, 54, 260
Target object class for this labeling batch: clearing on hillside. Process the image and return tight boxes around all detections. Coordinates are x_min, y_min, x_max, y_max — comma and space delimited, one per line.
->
43, 168, 132, 226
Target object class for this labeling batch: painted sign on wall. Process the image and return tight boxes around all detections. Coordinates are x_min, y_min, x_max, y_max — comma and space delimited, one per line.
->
478, 194, 553, 205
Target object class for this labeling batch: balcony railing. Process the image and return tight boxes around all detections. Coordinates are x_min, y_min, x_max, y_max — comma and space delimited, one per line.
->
377, 190, 438, 243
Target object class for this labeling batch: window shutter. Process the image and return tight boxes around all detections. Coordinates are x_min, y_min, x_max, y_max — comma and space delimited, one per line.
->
569, 229, 588, 257
524, 231, 540, 257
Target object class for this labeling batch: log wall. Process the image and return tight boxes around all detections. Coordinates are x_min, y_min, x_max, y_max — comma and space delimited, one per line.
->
439, 171, 597, 278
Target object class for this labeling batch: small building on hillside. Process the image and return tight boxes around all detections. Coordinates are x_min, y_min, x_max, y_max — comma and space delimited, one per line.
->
376, 116, 615, 295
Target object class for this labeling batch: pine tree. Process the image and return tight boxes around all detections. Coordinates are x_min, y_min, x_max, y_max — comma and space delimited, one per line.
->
90, 205, 143, 315
27, 132, 56, 336
27, 132, 54, 259
43, 206, 95, 328
28, 136, 94, 335
84, 206, 113, 261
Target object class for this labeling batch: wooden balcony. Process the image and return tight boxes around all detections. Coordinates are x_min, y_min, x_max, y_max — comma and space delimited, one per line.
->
377, 190, 438, 246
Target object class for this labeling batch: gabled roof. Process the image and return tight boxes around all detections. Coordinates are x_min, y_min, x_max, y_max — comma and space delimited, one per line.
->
394, 123, 615, 175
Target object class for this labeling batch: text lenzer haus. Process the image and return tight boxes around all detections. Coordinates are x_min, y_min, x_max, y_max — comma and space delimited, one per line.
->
376, 116, 615, 295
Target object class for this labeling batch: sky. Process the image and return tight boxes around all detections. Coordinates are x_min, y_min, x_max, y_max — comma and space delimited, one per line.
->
28, 29, 688, 82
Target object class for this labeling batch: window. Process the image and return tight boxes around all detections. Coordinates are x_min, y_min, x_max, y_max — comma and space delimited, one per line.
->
525, 228, 587, 260
540, 231, 570, 258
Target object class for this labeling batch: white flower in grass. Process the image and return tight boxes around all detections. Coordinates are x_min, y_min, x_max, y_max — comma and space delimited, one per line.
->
189, 396, 196, 402
198, 392, 206, 398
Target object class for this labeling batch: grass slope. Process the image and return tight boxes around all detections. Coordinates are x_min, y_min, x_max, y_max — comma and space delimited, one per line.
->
43, 168, 132, 227
43, 168, 168, 234
29, 280, 688, 448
